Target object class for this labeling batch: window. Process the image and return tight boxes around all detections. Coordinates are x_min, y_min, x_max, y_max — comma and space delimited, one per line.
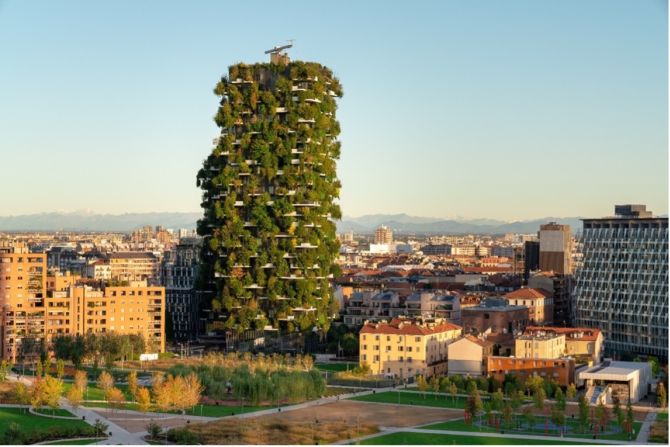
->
415, 337, 421, 342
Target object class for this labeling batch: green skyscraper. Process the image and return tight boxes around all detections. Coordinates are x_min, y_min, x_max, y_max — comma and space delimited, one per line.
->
197, 45, 343, 337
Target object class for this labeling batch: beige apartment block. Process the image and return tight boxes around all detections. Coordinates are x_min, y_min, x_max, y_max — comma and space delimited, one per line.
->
359, 317, 461, 379
108, 252, 159, 283
515, 333, 565, 359
447, 335, 493, 377
526, 326, 604, 365
504, 287, 553, 325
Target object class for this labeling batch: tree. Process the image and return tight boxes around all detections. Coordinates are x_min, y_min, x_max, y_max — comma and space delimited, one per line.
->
523, 406, 536, 432
67, 385, 83, 410
554, 387, 566, 411
97, 370, 114, 393
74, 369, 87, 393
0, 360, 11, 381
502, 402, 513, 429
430, 375, 440, 399
42, 376, 64, 412
625, 399, 634, 437
152, 371, 165, 398
128, 370, 139, 400
36, 360, 43, 378
596, 401, 609, 431
181, 373, 204, 412
657, 382, 667, 409
56, 359, 65, 379
551, 405, 565, 434
106, 387, 126, 412
417, 374, 429, 397
525, 375, 544, 396
649, 356, 660, 377
578, 395, 589, 432
491, 388, 504, 412
566, 383, 577, 400
466, 387, 483, 423
14, 382, 30, 413
613, 397, 624, 427
146, 422, 163, 441
533, 387, 546, 410
448, 381, 458, 403
136, 387, 152, 414
93, 419, 109, 438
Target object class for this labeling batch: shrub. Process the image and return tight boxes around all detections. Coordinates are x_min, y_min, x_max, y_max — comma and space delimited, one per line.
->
167, 427, 200, 445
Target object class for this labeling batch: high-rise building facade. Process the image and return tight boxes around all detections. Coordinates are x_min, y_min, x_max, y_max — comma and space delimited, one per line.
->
197, 48, 343, 334
0, 242, 47, 361
574, 205, 668, 360
374, 225, 393, 245
539, 223, 572, 275
161, 237, 202, 341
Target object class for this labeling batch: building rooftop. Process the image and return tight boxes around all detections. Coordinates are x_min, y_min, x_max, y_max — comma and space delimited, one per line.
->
525, 326, 601, 342
580, 361, 650, 379
108, 252, 157, 260
505, 288, 551, 300
360, 317, 461, 336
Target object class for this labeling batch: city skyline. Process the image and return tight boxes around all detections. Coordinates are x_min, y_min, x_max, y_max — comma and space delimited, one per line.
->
1, 0, 667, 221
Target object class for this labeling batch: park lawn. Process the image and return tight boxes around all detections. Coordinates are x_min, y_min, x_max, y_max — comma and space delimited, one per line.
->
0, 408, 91, 436
64, 383, 132, 401
420, 418, 643, 442
357, 432, 601, 445
34, 408, 77, 417
82, 401, 140, 411
349, 390, 468, 409
316, 362, 355, 372
325, 386, 358, 397
43, 438, 101, 445
656, 411, 668, 422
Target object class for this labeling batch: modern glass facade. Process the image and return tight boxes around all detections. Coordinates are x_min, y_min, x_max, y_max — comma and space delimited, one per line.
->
574, 207, 668, 360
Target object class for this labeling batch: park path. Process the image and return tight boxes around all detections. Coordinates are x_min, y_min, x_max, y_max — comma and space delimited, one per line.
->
338, 426, 635, 445
636, 410, 658, 443
58, 397, 148, 445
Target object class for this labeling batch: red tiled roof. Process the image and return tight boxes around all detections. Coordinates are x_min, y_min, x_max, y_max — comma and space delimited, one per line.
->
463, 266, 513, 273
463, 335, 494, 348
504, 288, 551, 300
360, 319, 462, 336
525, 326, 602, 342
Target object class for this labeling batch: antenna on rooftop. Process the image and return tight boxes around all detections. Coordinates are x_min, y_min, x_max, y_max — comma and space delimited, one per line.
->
265, 40, 294, 64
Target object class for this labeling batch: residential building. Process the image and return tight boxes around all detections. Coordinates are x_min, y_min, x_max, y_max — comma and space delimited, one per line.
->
374, 225, 393, 245
0, 242, 47, 361
461, 298, 529, 336
447, 335, 493, 377
421, 244, 451, 256
539, 223, 572, 275
514, 332, 565, 359
487, 356, 575, 387
525, 326, 604, 365
84, 260, 112, 280
405, 291, 461, 323
108, 252, 160, 283
196, 49, 343, 335
528, 272, 572, 326
359, 317, 462, 378
504, 287, 553, 325
342, 290, 403, 326
161, 237, 202, 341
573, 205, 668, 360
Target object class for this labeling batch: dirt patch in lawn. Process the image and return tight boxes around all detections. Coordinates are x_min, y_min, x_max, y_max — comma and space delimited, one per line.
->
90, 408, 207, 434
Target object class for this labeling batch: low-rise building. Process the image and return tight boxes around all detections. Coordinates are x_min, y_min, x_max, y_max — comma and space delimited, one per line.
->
487, 356, 576, 387
359, 317, 462, 379
504, 287, 553, 325
461, 298, 529, 336
447, 335, 493, 377
525, 326, 604, 365
579, 360, 651, 404
405, 292, 461, 323
515, 333, 565, 359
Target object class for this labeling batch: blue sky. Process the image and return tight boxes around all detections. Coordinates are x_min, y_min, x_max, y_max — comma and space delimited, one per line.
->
0, 0, 667, 220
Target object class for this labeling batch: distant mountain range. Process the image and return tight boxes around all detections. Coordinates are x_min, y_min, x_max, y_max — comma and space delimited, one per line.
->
0, 211, 583, 234
337, 213, 584, 234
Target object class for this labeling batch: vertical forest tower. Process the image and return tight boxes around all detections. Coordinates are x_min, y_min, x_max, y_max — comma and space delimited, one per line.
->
197, 47, 343, 336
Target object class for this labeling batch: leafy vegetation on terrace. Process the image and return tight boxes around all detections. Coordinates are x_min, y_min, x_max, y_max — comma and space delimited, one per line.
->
197, 60, 343, 334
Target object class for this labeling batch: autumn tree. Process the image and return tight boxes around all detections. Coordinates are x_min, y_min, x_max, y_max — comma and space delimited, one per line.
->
14, 382, 30, 413
657, 382, 667, 409
56, 359, 65, 379
74, 369, 87, 393
0, 360, 11, 381
448, 381, 458, 403
533, 387, 546, 410
67, 385, 83, 410
128, 370, 139, 400
97, 371, 114, 393
136, 387, 152, 414
106, 387, 126, 412
430, 375, 440, 399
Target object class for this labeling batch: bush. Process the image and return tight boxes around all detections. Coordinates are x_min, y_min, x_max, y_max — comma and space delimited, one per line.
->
146, 422, 163, 440
167, 427, 200, 445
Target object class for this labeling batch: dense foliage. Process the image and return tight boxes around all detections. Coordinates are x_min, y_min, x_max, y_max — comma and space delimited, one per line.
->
167, 362, 325, 405
197, 60, 343, 334
51, 333, 145, 368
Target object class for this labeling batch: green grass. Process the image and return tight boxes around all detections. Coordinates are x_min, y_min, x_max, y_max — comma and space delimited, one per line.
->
349, 391, 468, 409
64, 383, 132, 401
357, 432, 601, 445
656, 411, 668, 422
183, 403, 271, 417
42, 438, 101, 445
316, 362, 355, 372
34, 408, 77, 417
0, 408, 90, 436
420, 418, 642, 442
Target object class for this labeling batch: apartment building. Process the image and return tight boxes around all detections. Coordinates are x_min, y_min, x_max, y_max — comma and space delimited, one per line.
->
359, 317, 462, 378
0, 242, 47, 361
525, 326, 604, 365
574, 205, 668, 360
515, 333, 565, 359
108, 252, 160, 283
487, 356, 575, 387
504, 287, 553, 325
447, 335, 493, 376
374, 225, 393, 245
539, 223, 572, 275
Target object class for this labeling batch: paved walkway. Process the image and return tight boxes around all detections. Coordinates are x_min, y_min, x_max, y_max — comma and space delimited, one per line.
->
636, 409, 658, 443
58, 398, 148, 445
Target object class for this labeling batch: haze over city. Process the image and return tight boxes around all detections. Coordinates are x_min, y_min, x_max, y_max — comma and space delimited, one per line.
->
1, 0, 667, 221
